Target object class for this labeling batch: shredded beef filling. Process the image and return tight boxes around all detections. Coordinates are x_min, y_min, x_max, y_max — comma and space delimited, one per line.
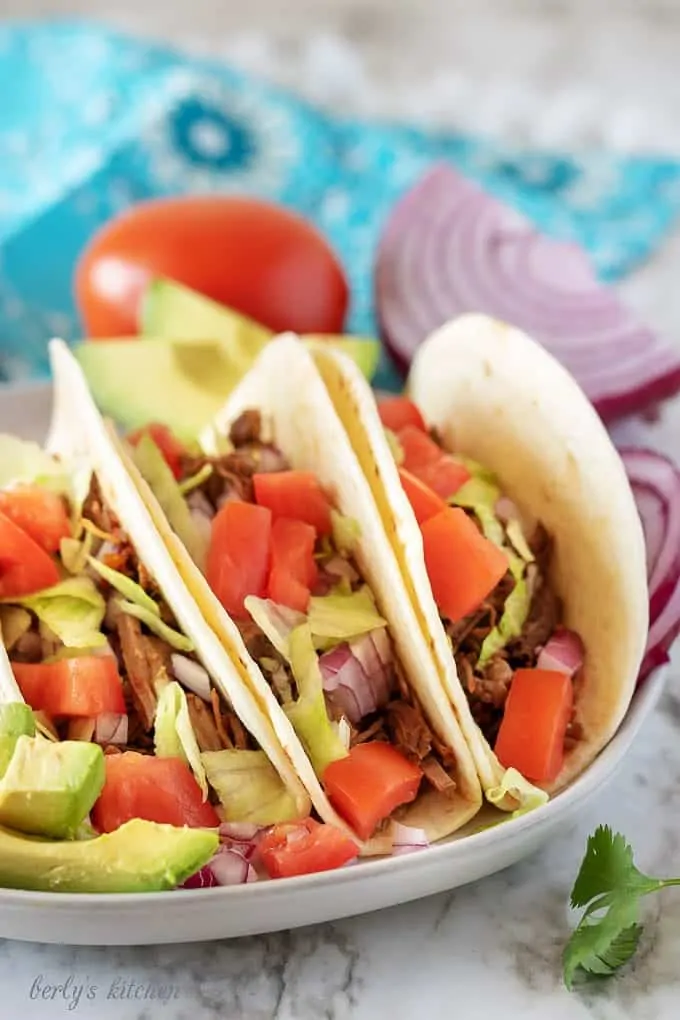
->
11, 476, 253, 757
179, 409, 290, 511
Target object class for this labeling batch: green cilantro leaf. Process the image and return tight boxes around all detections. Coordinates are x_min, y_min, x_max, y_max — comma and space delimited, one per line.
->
563, 826, 679, 989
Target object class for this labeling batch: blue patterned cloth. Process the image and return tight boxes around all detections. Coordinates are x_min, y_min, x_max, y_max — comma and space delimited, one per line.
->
2, 20, 680, 391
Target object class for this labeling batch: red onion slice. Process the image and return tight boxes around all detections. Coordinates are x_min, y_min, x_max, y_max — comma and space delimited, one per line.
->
620, 448, 680, 682
536, 628, 584, 677
392, 822, 429, 856
208, 847, 258, 885
94, 713, 128, 746
319, 643, 371, 724
323, 556, 360, 585
376, 164, 680, 421
171, 653, 212, 701
218, 822, 263, 861
182, 865, 219, 889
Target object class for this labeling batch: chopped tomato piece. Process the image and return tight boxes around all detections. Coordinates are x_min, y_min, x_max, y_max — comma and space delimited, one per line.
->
377, 397, 426, 434
253, 471, 332, 535
397, 425, 442, 470
207, 501, 272, 619
268, 517, 317, 612
421, 508, 508, 622
127, 422, 186, 480
0, 486, 71, 554
399, 468, 447, 525
13, 656, 126, 718
92, 752, 220, 833
323, 742, 423, 840
410, 455, 471, 501
495, 669, 574, 784
258, 817, 359, 878
0, 510, 61, 598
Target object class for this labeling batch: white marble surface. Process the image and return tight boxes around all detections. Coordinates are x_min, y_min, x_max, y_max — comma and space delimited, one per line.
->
3, 2, 680, 1017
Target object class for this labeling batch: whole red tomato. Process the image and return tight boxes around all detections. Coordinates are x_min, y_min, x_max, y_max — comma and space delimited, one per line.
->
75, 196, 349, 337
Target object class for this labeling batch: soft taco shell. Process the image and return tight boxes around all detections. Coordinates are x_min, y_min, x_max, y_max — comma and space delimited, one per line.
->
197, 334, 481, 849
47, 338, 311, 822
310, 314, 649, 804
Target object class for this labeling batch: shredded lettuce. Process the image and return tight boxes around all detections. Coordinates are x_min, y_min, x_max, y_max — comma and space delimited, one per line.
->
0, 606, 31, 651
286, 624, 349, 775
308, 587, 387, 649
154, 681, 208, 798
487, 767, 549, 816
506, 519, 535, 563
129, 433, 208, 572
60, 531, 93, 576
178, 463, 213, 496
0, 435, 72, 495
87, 556, 160, 618
243, 597, 305, 659
0, 703, 35, 778
201, 749, 299, 824
6, 578, 106, 649
330, 510, 361, 556
450, 477, 505, 547
117, 600, 194, 652
478, 578, 531, 667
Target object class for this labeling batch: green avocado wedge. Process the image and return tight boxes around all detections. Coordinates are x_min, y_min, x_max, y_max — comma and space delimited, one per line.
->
141, 277, 380, 382
0, 704, 35, 778
0, 736, 104, 839
0, 818, 219, 893
75, 338, 244, 441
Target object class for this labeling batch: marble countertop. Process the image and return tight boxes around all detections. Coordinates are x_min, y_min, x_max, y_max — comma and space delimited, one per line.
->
3, 2, 680, 1017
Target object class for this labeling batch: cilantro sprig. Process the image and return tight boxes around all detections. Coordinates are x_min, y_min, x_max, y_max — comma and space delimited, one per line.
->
563, 825, 680, 988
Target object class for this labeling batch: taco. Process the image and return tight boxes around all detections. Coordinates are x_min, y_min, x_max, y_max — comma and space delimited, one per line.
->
309, 314, 649, 808
59, 335, 483, 853
0, 340, 330, 889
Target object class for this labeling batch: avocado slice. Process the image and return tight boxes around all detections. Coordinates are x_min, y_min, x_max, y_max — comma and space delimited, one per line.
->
75, 339, 243, 440
0, 818, 219, 893
141, 277, 380, 381
0, 735, 105, 839
0, 704, 35, 778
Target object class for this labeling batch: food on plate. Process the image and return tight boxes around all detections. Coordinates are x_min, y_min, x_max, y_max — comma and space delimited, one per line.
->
0, 342, 355, 890
77, 334, 482, 852
75, 278, 379, 439
75, 195, 349, 337
308, 313, 649, 807
375, 163, 680, 421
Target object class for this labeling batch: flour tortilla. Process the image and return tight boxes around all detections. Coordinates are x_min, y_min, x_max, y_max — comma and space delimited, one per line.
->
46, 338, 311, 821
310, 314, 649, 807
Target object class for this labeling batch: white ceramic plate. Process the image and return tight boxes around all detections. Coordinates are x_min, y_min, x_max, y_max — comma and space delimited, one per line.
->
0, 380, 664, 946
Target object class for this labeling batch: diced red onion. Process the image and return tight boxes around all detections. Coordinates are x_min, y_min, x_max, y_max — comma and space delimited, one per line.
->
182, 846, 258, 888
208, 847, 258, 885
352, 630, 392, 706
376, 164, 680, 421
218, 822, 262, 861
320, 643, 371, 725
619, 448, 680, 682
369, 626, 391, 669
495, 496, 519, 523
171, 653, 212, 701
182, 865, 219, 889
94, 713, 128, 745
323, 556, 360, 585
392, 822, 429, 856
537, 628, 584, 677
